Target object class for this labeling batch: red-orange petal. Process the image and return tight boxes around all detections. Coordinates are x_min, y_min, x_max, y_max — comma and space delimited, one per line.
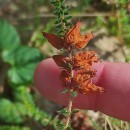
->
60, 70, 71, 87
65, 21, 81, 46
42, 32, 64, 49
66, 21, 81, 37
72, 50, 99, 70
78, 82, 104, 95
75, 33, 94, 49
52, 55, 69, 68
85, 33, 94, 42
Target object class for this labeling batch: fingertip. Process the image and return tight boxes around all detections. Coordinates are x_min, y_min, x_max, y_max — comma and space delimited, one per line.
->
34, 58, 69, 106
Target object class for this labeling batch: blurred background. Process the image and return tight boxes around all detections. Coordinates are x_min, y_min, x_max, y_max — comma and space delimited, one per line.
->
0, 0, 130, 130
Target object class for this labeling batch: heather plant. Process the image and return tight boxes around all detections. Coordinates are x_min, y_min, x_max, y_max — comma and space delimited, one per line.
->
42, 0, 104, 129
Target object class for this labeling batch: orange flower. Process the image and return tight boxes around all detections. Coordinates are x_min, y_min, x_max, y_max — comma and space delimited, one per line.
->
65, 21, 94, 49
73, 71, 104, 94
60, 70, 71, 87
78, 82, 104, 95
73, 51, 99, 70
76, 69, 97, 78
73, 70, 96, 86
52, 55, 70, 68
43, 21, 94, 50
60, 69, 104, 94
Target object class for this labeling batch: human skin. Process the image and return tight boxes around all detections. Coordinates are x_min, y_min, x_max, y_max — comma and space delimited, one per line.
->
34, 58, 130, 121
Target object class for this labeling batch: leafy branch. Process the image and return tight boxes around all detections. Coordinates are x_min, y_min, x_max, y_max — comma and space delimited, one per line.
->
51, 0, 72, 36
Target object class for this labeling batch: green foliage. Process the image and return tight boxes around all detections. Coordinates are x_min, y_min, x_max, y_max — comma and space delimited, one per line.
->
56, 122, 65, 130
0, 19, 51, 128
57, 109, 69, 117
60, 88, 69, 94
119, 8, 130, 46
0, 86, 51, 125
2, 45, 43, 66
0, 87, 51, 126
16, 86, 51, 126
0, 19, 20, 50
6, 46, 43, 86
82, 0, 92, 5
0, 98, 26, 123
67, 126, 73, 130
0, 126, 30, 130
0, 19, 44, 86
96, 1, 130, 47
70, 91, 78, 97
51, 0, 72, 36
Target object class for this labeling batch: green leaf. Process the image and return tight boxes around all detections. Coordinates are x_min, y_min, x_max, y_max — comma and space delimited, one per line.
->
53, 10, 60, 15
15, 86, 50, 126
9, 46, 41, 65
6, 45, 43, 86
0, 19, 20, 50
57, 109, 69, 116
0, 98, 26, 123
67, 126, 73, 130
70, 91, 78, 97
64, 11, 69, 15
55, 18, 62, 24
2, 46, 19, 65
51, 0, 57, 4
56, 123, 65, 130
60, 88, 69, 93
64, 16, 72, 21
57, 28, 64, 34
63, 7, 70, 15
61, 5, 66, 9
8, 63, 37, 86
56, 23, 62, 29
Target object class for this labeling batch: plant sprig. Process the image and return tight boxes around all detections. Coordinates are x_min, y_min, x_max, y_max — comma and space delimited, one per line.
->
51, 0, 72, 36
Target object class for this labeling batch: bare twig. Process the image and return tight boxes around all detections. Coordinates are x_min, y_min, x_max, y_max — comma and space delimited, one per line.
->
17, 12, 113, 20
104, 115, 114, 130
116, 5, 127, 59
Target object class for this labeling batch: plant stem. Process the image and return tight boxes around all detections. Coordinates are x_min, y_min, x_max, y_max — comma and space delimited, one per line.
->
64, 93, 73, 130
64, 51, 74, 129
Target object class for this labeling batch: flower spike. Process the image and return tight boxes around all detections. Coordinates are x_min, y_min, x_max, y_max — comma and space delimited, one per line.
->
43, 21, 104, 95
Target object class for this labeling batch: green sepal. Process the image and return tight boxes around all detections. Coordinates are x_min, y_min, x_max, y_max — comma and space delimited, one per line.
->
60, 88, 69, 94
57, 109, 69, 116
70, 91, 78, 98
